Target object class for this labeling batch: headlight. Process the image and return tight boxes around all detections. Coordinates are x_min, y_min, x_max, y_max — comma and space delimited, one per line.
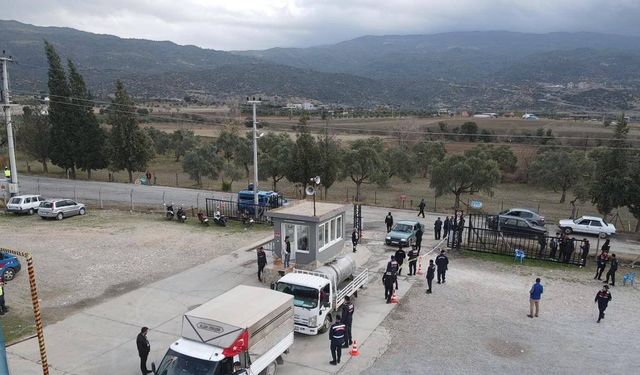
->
309, 315, 317, 327
386, 236, 391, 240
401, 239, 408, 243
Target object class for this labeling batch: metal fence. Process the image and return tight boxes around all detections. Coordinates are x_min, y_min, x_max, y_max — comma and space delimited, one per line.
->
205, 198, 274, 224
449, 214, 588, 266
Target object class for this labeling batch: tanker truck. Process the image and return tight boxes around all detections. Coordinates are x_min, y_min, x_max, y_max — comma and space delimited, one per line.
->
274, 256, 368, 335
152, 285, 293, 375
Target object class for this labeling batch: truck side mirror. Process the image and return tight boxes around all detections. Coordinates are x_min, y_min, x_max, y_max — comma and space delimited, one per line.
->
270, 283, 275, 290
151, 362, 157, 374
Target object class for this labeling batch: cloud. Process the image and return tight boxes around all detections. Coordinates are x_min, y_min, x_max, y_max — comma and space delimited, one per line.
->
4, 0, 640, 50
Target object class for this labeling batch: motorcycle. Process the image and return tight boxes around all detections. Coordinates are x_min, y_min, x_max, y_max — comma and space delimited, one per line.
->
213, 212, 227, 227
197, 211, 210, 226
165, 204, 175, 220
176, 207, 187, 223
241, 211, 254, 229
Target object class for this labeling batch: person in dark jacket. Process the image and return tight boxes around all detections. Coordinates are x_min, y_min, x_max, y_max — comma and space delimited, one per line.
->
605, 253, 618, 286
595, 285, 612, 323
407, 246, 419, 276
601, 239, 611, 253
563, 237, 575, 263
382, 271, 396, 303
386, 255, 399, 289
384, 212, 394, 232
352, 228, 359, 253
415, 225, 424, 251
0, 278, 7, 315
329, 315, 347, 365
580, 238, 590, 267
395, 246, 406, 276
443, 216, 450, 239
257, 246, 267, 282
594, 249, 609, 280
341, 296, 355, 347
418, 199, 426, 218
284, 236, 291, 268
435, 250, 449, 284
434, 217, 443, 240
136, 327, 151, 375
558, 234, 567, 262
425, 259, 436, 294
549, 234, 559, 260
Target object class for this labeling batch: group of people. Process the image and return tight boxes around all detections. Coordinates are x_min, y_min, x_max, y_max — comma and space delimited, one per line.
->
382, 246, 449, 302
527, 277, 613, 323
547, 232, 588, 264
594, 239, 618, 285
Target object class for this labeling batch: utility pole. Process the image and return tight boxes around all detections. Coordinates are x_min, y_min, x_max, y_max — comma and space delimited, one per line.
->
247, 97, 261, 216
1, 52, 18, 196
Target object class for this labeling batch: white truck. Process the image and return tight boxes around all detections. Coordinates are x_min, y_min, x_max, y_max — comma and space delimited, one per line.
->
152, 285, 294, 375
274, 256, 368, 335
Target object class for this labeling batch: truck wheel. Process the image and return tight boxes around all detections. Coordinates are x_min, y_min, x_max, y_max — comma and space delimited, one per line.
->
318, 316, 331, 334
259, 362, 277, 375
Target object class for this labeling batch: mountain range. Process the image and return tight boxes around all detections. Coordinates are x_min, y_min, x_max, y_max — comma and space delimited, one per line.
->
2, 19, 640, 111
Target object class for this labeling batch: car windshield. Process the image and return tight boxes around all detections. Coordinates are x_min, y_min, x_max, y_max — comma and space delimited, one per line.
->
8, 198, 22, 204
156, 349, 218, 375
276, 282, 318, 309
392, 224, 413, 233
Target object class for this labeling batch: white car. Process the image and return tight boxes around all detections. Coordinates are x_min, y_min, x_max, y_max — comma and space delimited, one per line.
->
558, 216, 616, 237
5, 194, 45, 215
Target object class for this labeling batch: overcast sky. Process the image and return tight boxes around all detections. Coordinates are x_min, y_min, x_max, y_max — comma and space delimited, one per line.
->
5, 0, 640, 50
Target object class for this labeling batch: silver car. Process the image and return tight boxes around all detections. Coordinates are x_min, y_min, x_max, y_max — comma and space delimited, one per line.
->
38, 199, 86, 220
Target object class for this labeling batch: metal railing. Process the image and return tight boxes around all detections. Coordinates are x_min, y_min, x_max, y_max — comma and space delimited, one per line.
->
205, 198, 274, 224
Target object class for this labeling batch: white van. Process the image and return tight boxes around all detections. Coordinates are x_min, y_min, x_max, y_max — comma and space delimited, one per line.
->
6, 195, 45, 215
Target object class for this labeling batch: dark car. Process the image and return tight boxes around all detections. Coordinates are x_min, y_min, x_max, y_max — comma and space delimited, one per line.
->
498, 208, 545, 226
0, 252, 22, 281
488, 215, 548, 237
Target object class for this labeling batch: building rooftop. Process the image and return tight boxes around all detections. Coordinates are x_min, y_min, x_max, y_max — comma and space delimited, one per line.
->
267, 200, 348, 222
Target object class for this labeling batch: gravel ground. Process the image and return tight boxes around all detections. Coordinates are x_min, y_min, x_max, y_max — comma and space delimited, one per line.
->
0, 210, 270, 328
362, 254, 640, 375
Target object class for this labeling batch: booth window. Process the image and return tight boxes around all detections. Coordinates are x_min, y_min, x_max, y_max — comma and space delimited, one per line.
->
318, 216, 344, 252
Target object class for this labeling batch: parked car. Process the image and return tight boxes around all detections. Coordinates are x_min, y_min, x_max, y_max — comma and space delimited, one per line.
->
0, 252, 21, 281
558, 216, 616, 237
38, 199, 86, 220
496, 208, 545, 226
488, 215, 548, 237
385, 220, 423, 247
5, 194, 45, 215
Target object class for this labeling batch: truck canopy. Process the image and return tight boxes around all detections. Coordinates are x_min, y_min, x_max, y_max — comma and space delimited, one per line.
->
182, 285, 293, 352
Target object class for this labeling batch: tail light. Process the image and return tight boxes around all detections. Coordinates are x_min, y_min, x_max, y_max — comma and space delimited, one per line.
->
0, 263, 6, 268
222, 329, 249, 357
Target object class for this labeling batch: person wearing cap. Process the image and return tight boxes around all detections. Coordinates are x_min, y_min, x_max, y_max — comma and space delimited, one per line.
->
329, 314, 346, 365
384, 212, 394, 232
395, 245, 406, 276
386, 255, 399, 290
341, 295, 355, 348
136, 327, 151, 374
435, 250, 449, 284
232, 361, 249, 375
527, 278, 544, 318
415, 224, 424, 251
425, 259, 436, 294
595, 248, 609, 280
407, 246, 419, 276
0, 278, 7, 315
595, 285, 612, 323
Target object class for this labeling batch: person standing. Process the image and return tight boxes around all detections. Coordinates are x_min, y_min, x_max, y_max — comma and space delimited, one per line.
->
329, 315, 346, 365
600, 238, 611, 253
580, 238, 590, 267
549, 234, 559, 260
595, 285, 612, 323
386, 255, 399, 289
418, 199, 426, 218
352, 228, 359, 253
136, 327, 151, 375
563, 237, 575, 263
434, 217, 443, 240
341, 296, 355, 348
0, 278, 7, 315
382, 271, 395, 303
284, 236, 291, 268
443, 216, 450, 239
415, 225, 424, 251
435, 250, 449, 284
425, 259, 436, 294
257, 246, 267, 282
594, 249, 609, 280
3, 166, 10, 179
407, 246, 419, 276
527, 278, 544, 318
385, 212, 394, 232
395, 246, 406, 276
605, 254, 618, 286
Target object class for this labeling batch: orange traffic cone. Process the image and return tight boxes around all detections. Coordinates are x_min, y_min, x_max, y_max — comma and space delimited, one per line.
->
391, 292, 398, 304
417, 259, 424, 275
350, 339, 360, 356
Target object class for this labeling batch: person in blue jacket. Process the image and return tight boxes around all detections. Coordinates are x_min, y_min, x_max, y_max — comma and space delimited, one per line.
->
528, 278, 544, 318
